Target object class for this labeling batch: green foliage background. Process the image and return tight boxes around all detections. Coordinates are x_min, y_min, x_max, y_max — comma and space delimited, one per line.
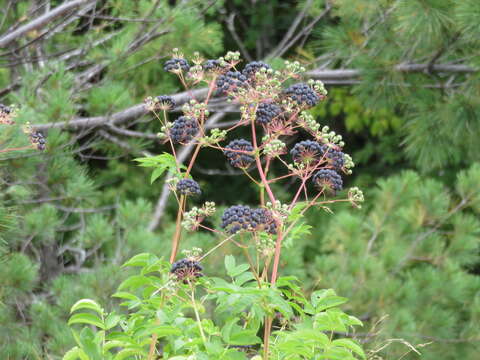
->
0, 0, 479, 359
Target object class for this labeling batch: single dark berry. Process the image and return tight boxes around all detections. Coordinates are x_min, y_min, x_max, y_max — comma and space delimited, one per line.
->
224, 139, 254, 168
290, 140, 323, 164
155, 95, 176, 110
170, 258, 203, 283
169, 116, 199, 144
321, 145, 345, 171
256, 102, 282, 125
283, 83, 320, 108
312, 169, 343, 193
215, 71, 247, 95
221, 205, 276, 235
29, 131, 46, 151
176, 179, 201, 196
242, 61, 271, 80
0, 104, 14, 125
164, 58, 190, 72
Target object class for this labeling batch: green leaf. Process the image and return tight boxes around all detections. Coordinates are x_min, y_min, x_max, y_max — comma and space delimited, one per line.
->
151, 167, 166, 184
229, 263, 250, 278
114, 348, 146, 360
70, 299, 104, 315
229, 330, 262, 346
63, 347, 89, 360
225, 255, 236, 274
122, 253, 158, 267
118, 275, 152, 291
288, 202, 308, 222
68, 313, 106, 329
221, 317, 238, 342
151, 325, 182, 337
112, 292, 140, 301
332, 339, 366, 359
105, 313, 121, 330
311, 289, 348, 311
235, 271, 256, 286
134, 153, 184, 183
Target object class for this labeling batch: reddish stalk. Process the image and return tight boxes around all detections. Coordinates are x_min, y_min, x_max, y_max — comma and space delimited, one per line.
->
0, 145, 35, 153
289, 177, 308, 210
169, 195, 185, 263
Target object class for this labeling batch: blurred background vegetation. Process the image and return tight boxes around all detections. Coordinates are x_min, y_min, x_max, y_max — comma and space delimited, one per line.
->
0, 0, 479, 359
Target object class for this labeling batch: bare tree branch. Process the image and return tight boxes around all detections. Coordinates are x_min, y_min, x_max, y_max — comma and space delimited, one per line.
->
30, 63, 477, 132
33, 88, 209, 131
0, 0, 96, 48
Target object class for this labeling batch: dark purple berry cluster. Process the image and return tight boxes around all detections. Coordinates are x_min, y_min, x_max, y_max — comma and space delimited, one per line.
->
164, 58, 190, 72
283, 83, 320, 108
216, 71, 247, 95
169, 116, 199, 144
256, 103, 282, 125
170, 258, 203, 283
312, 169, 343, 192
242, 61, 271, 80
321, 145, 345, 171
0, 104, 14, 125
155, 95, 176, 110
224, 139, 255, 168
29, 131, 46, 151
290, 140, 323, 163
176, 179, 201, 196
203, 59, 225, 72
221, 205, 276, 235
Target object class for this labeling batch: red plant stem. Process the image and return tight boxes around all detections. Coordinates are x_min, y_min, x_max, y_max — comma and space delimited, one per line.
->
0, 145, 34, 153
169, 195, 185, 263
289, 177, 308, 210
251, 112, 281, 360
184, 144, 201, 177
270, 225, 283, 285
251, 119, 276, 205
267, 172, 296, 183
263, 317, 272, 358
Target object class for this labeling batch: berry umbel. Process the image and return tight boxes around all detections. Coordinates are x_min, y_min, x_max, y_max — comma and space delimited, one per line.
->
29, 131, 46, 151
290, 140, 323, 164
169, 116, 199, 144
221, 205, 276, 235
170, 258, 203, 283
203, 59, 225, 72
256, 102, 282, 125
224, 139, 255, 168
0, 104, 15, 125
321, 145, 345, 171
242, 61, 271, 80
164, 58, 190, 73
176, 179, 201, 196
312, 169, 343, 193
216, 71, 247, 95
155, 95, 176, 111
283, 83, 320, 108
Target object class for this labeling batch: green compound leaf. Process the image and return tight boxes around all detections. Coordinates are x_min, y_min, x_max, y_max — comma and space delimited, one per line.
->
134, 152, 185, 183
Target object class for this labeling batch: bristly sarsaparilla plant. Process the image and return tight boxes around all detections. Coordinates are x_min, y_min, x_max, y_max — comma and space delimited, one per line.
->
0, 104, 47, 154
64, 50, 366, 360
